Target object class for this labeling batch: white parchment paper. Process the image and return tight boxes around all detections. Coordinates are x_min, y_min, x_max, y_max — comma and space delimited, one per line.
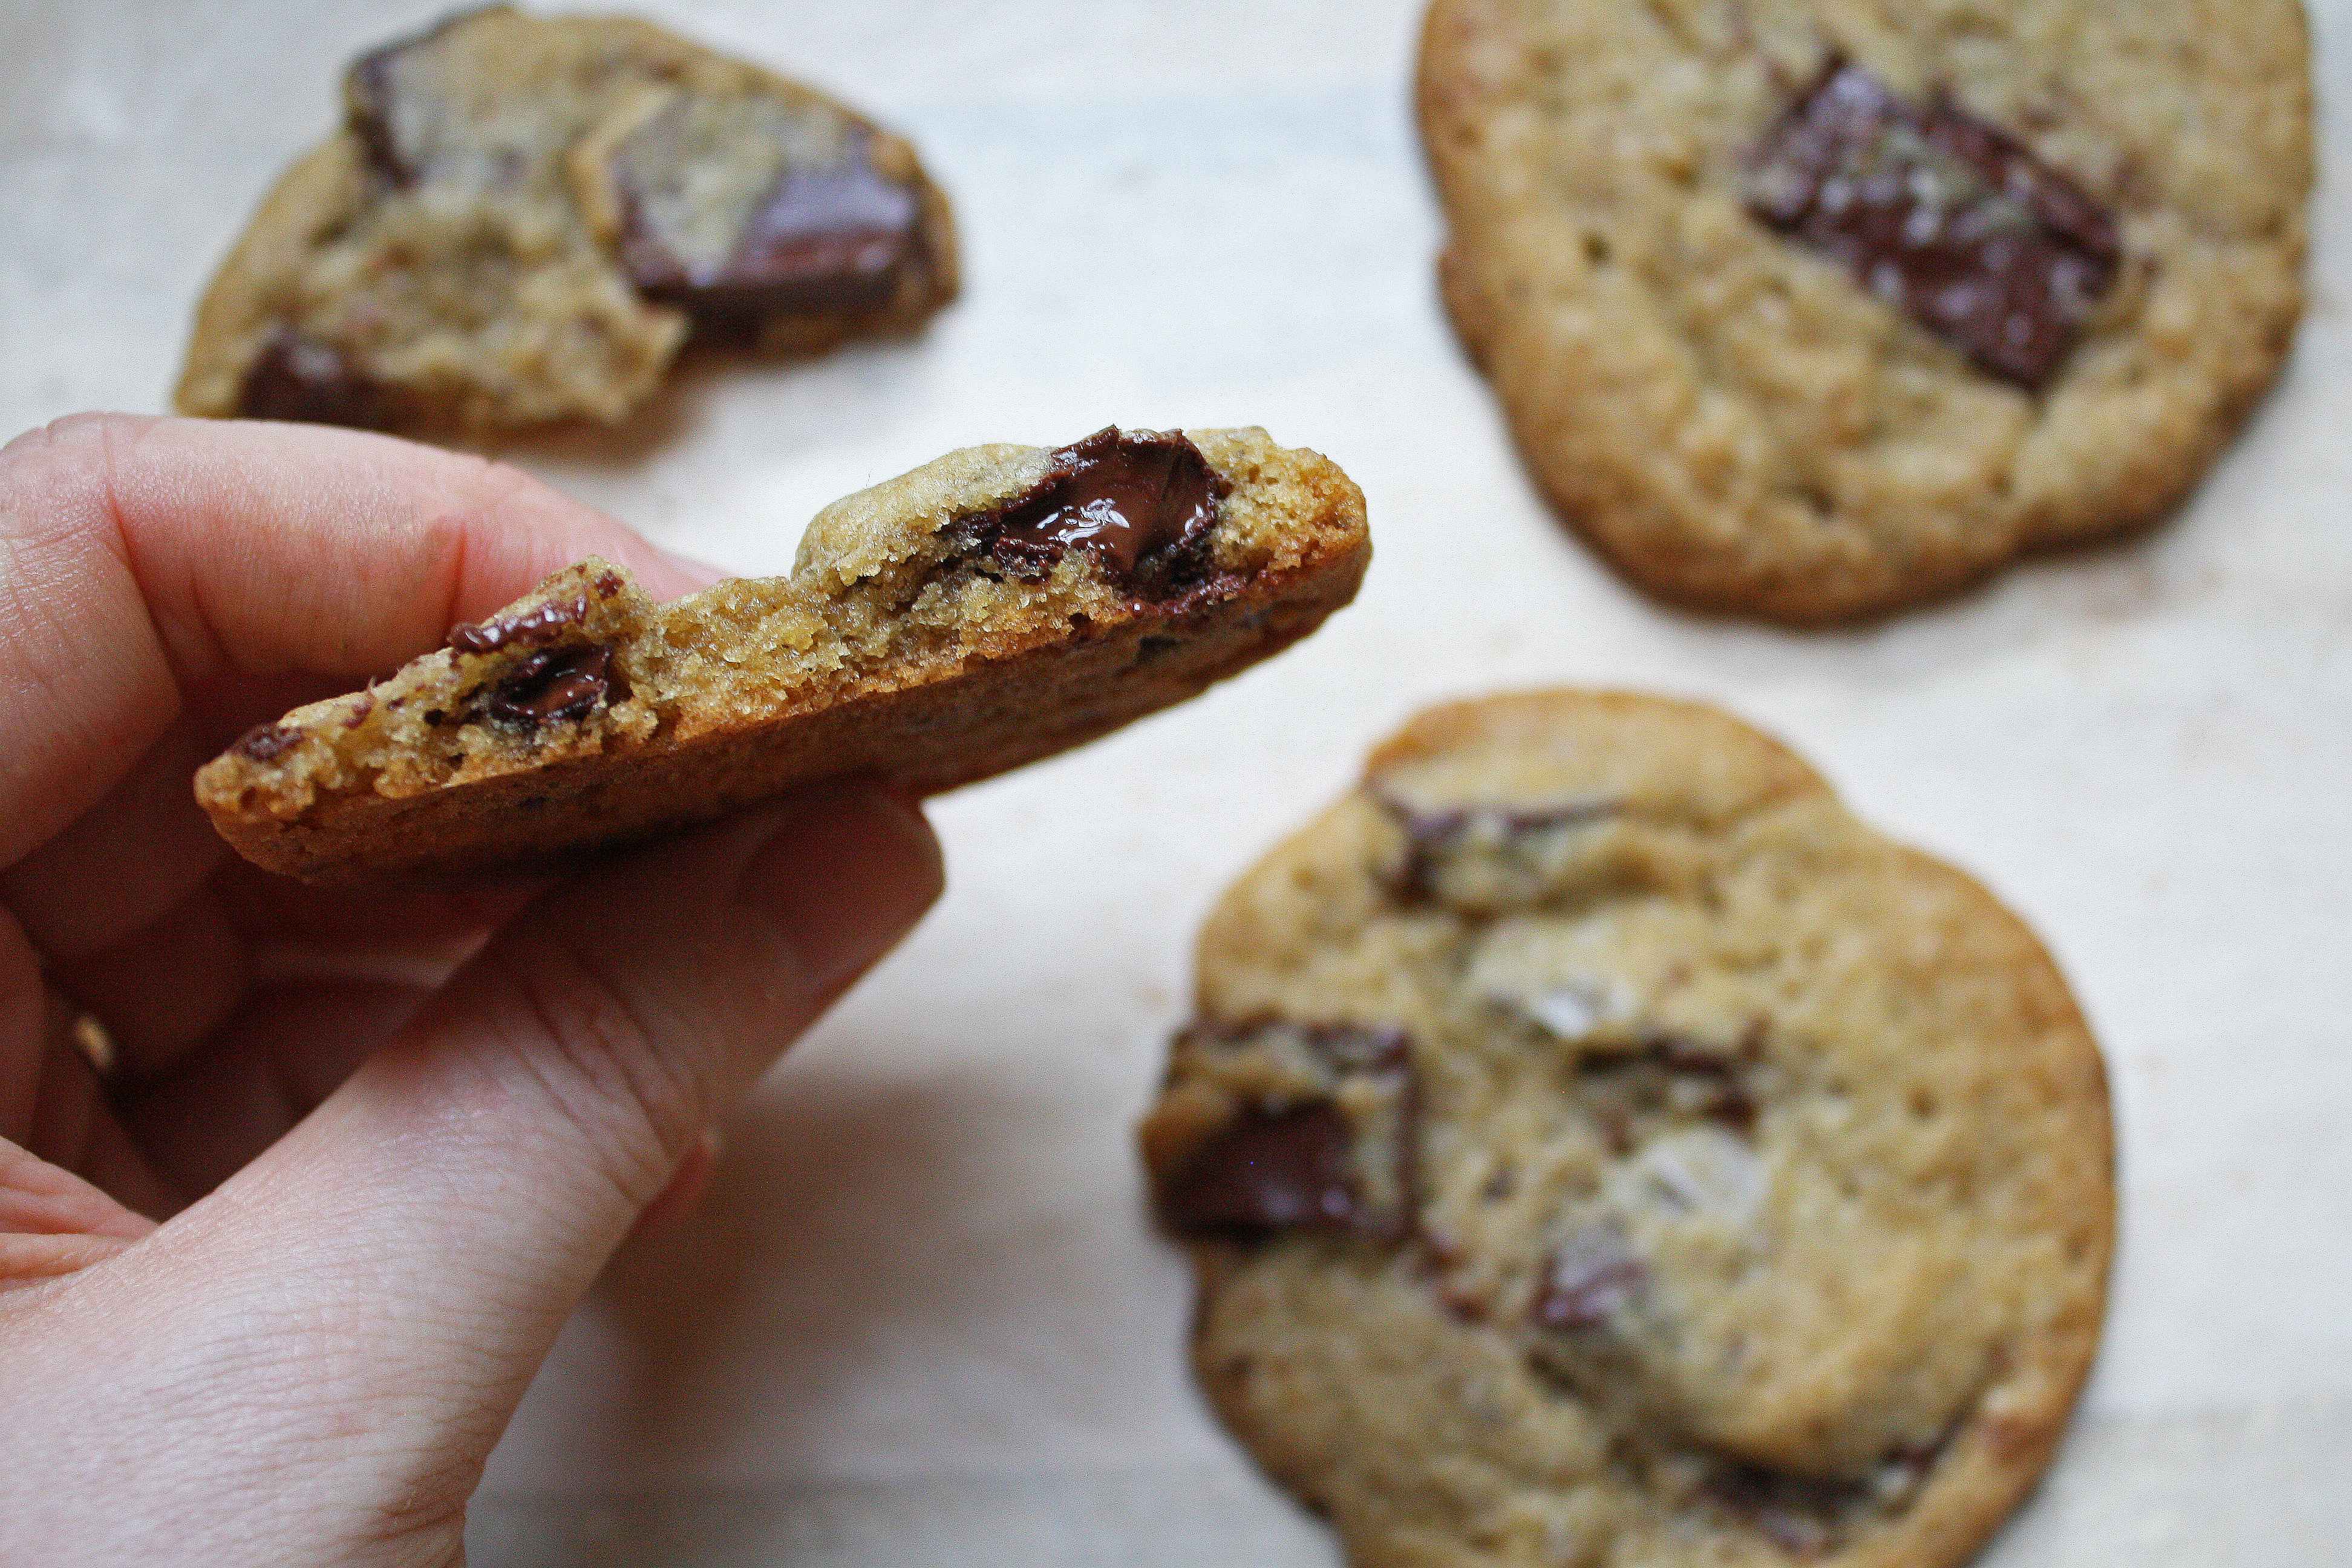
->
2, 2, 2345, 1560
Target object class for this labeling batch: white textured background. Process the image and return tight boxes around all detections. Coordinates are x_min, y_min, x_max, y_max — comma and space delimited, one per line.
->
2, 2, 2347, 1561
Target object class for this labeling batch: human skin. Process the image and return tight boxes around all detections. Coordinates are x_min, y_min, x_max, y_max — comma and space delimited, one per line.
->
0, 414, 944, 1566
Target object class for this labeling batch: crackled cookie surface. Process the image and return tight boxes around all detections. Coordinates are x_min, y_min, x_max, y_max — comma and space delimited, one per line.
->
1419, 0, 2310, 621
176, 5, 956, 433
197, 427, 1367, 884
1140, 691, 2111, 1568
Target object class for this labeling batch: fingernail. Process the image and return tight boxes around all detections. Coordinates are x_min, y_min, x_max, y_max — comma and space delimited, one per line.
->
735, 783, 942, 994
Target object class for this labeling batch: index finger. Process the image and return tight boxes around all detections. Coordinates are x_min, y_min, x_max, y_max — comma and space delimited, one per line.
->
0, 413, 716, 949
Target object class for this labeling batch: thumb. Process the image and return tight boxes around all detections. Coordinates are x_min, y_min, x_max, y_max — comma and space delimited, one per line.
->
16, 781, 939, 1560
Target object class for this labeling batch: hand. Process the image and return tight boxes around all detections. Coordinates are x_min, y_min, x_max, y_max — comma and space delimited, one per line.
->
0, 414, 942, 1564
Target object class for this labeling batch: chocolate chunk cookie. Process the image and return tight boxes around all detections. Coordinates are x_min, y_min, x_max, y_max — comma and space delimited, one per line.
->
196, 428, 1367, 884
175, 5, 956, 433
1419, 0, 2310, 622
1140, 691, 2112, 1567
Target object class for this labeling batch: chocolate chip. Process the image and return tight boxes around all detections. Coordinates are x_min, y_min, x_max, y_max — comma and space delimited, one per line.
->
618, 123, 921, 322
1156, 1019, 1420, 1242
342, 8, 475, 188
952, 428, 1226, 597
1375, 790, 1619, 900
231, 722, 303, 763
236, 330, 408, 430
1300, 1021, 1413, 1073
1577, 1035, 1762, 1140
447, 571, 624, 655
1746, 61, 2120, 387
482, 645, 616, 730
450, 594, 584, 656
1704, 1463, 1863, 1559
1159, 1102, 1367, 1236
1529, 1223, 1649, 1330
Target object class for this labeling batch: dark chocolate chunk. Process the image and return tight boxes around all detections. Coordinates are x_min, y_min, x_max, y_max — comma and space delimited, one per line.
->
1376, 791, 1618, 901
619, 129, 921, 322
1746, 61, 2120, 387
231, 723, 304, 763
1156, 1018, 1421, 1241
1704, 1463, 1866, 1559
446, 572, 621, 656
1530, 1223, 1649, 1330
345, 36, 415, 186
1160, 1102, 1366, 1236
952, 428, 1226, 597
1298, 1020, 1413, 1074
482, 645, 616, 730
342, 8, 476, 187
237, 331, 409, 430
1576, 1034, 1762, 1140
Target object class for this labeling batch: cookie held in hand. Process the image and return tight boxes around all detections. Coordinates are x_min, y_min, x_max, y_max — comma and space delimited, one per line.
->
197, 427, 1368, 884
1141, 690, 2112, 1568
176, 5, 957, 433
1419, 0, 2310, 622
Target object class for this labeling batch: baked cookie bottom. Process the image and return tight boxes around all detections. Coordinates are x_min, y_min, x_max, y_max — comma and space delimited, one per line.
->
1143, 691, 2112, 1568
196, 427, 1367, 885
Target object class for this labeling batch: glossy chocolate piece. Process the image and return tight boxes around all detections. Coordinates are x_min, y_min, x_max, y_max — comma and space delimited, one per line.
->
1160, 1102, 1367, 1236
1376, 790, 1619, 901
618, 132, 921, 321
483, 645, 615, 730
231, 723, 304, 763
446, 571, 621, 656
1747, 62, 2120, 387
956, 428, 1225, 596
237, 332, 408, 430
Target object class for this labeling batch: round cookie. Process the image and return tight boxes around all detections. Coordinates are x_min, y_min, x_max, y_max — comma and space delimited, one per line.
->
1418, 0, 2310, 622
1140, 691, 2112, 1568
176, 5, 957, 433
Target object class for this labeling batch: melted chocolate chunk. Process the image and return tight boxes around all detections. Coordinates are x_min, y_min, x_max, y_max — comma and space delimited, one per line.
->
482, 645, 616, 730
1160, 1102, 1366, 1236
446, 574, 619, 656
230, 723, 304, 763
237, 332, 408, 429
953, 428, 1226, 597
1157, 1019, 1421, 1241
619, 133, 921, 322
1530, 1223, 1650, 1330
1747, 62, 2120, 387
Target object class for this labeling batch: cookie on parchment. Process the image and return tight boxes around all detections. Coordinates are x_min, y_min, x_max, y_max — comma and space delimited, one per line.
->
175, 5, 956, 433
196, 426, 1367, 884
1419, 0, 2311, 622
1141, 691, 2112, 1568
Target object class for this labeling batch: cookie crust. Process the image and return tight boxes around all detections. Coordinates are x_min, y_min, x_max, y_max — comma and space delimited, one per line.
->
1143, 690, 2112, 1568
1419, 0, 2311, 622
195, 428, 1367, 884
